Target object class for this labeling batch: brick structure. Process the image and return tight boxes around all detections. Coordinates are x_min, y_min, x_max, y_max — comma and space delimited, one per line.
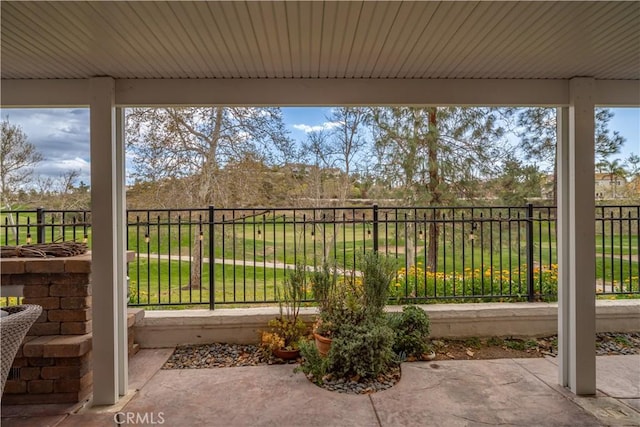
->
1, 255, 93, 405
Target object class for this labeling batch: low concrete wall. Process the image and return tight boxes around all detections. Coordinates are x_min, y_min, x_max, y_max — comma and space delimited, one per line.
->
134, 300, 640, 348
425, 300, 640, 338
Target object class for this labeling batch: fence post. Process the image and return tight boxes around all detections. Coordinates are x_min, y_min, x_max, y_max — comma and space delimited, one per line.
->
526, 203, 535, 302
36, 208, 45, 244
209, 206, 215, 310
372, 204, 379, 253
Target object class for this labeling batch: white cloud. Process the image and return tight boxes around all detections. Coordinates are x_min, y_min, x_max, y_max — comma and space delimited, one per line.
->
57, 158, 90, 173
292, 121, 341, 133
1, 108, 91, 185
32, 158, 91, 189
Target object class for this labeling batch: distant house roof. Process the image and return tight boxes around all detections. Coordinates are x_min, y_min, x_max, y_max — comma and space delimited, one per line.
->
595, 173, 627, 182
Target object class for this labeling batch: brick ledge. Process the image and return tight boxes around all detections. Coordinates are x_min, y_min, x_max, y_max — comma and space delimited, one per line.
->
22, 334, 92, 358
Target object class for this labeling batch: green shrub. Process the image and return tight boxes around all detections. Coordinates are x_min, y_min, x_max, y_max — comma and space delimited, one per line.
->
464, 337, 482, 349
301, 252, 397, 382
295, 339, 329, 383
328, 317, 395, 379
487, 337, 504, 346
388, 305, 431, 357
263, 261, 308, 353
360, 251, 396, 317
503, 338, 538, 351
310, 261, 338, 313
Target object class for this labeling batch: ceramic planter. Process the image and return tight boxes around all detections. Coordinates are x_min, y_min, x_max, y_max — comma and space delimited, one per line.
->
273, 347, 300, 360
313, 332, 333, 357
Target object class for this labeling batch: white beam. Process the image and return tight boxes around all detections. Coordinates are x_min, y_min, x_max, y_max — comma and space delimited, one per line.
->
561, 77, 597, 395
595, 80, 640, 106
89, 77, 119, 405
1, 79, 88, 107
3, 78, 638, 108
115, 78, 569, 106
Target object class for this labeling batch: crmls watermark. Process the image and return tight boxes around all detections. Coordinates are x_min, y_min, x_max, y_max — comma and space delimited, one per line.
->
114, 412, 165, 425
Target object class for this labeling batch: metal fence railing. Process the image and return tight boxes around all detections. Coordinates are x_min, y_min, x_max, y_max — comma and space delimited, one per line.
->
2, 204, 638, 308
1, 208, 91, 245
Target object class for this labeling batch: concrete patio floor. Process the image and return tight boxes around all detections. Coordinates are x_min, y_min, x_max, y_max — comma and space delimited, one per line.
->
2, 350, 639, 427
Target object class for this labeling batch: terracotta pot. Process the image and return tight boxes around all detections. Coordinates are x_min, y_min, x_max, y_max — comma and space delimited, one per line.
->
421, 350, 436, 361
313, 332, 333, 357
273, 347, 300, 360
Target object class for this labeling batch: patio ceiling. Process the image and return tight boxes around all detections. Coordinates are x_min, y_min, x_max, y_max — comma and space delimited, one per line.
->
1, 0, 638, 405
2, 1, 639, 81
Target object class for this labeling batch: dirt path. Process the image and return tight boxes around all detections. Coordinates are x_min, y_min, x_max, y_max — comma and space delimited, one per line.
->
135, 253, 361, 275
135, 253, 636, 288
596, 252, 639, 262
136, 252, 299, 271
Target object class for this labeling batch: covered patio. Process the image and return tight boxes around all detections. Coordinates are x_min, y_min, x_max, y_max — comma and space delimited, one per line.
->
1, 351, 639, 426
1, 0, 639, 418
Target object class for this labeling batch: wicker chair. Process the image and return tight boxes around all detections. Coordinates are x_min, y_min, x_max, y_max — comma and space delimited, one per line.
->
0, 304, 42, 395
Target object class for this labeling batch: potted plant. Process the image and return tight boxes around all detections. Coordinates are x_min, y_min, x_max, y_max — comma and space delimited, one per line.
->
310, 262, 339, 355
261, 262, 308, 360
299, 251, 398, 381
325, 252, 396, 377
309, 261, 367, 356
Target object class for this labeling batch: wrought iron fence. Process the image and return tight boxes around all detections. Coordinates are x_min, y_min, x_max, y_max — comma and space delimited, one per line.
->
2, 204, 638, 308
1, 208, 90, 246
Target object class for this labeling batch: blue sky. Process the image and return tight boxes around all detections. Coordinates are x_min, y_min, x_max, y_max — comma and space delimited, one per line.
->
1, 107, 638, 187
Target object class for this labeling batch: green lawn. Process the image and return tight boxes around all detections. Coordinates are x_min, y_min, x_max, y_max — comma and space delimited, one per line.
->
3, 209, 638, 306
128, 258, 300, 307
596, 258, 640, 286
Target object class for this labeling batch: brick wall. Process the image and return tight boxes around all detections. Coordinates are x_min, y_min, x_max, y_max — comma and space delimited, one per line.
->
1, 255, 93, 405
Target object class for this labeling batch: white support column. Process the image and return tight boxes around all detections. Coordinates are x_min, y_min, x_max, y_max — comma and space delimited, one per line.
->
557, 106, 570, 388
558, 77, 596, 395
115, 108, 128, 397
90, 77, 119, 405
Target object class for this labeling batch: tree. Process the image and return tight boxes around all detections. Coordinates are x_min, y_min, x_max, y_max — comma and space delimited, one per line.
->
33, 170, 90, 210
493, 155, 542, 205
302, 129, 331, 206
302, 107, 370, 261
303, 108, 369, 202
516, 108, 625, 202
1, 118, 43, 205
624, 153, 640, 200
626, 153, 640, 177
600, 159, 627, 199
126, 107, 292, 288
126, 107, 292, 207
371, 107, 510, 270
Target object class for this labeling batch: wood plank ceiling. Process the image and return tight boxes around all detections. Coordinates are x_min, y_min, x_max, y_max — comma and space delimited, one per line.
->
1, 1, 639, 80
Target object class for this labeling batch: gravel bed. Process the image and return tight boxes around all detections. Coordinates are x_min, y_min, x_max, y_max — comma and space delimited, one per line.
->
595, 332, 640, 355
162, 342, 400, 394
163, 343, 274, 369
162, 332, 639, 395
308, 366, 401, 394
538, 332, 640, 357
